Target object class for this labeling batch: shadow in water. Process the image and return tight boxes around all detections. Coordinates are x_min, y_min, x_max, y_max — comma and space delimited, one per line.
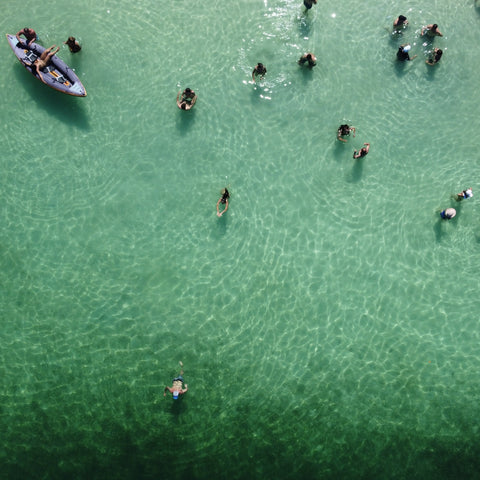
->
13, 64, 89, 130
350, 157, 364, 182
214, 212, 228, 238
297, 13, 313, 38
175, 107, 196, 135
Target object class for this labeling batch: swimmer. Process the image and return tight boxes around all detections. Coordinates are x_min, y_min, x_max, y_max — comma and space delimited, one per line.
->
216, 188, 230, 217
397, 44, 417, 61
303, 0, 317, 10
393, 15, 408, 30
426, 48, 443, 65
16, 27, 37, 48
298, 53, 317, 68
252, 63, 267, 82
164, 361, 188, 400
457, 187, 473, 201
176, 88, 197, 110
337, 124, 356, 143
440, 208, 456, 220
353, 143, 370, 159
64, 36, 81, 53
422, 24, 443, 37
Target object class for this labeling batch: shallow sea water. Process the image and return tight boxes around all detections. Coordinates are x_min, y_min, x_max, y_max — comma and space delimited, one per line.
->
1, 0, 480, 479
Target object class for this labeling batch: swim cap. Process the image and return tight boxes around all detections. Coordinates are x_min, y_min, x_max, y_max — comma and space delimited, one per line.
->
173, 391, 179, 399
403, 45, 411, 52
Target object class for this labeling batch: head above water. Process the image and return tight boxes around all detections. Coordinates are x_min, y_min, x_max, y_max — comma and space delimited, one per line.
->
184, 87, 192, 94
432, 24, 438, 31
398, 15, 407, 23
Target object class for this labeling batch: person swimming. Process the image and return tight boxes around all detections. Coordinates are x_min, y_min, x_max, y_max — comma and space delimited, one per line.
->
16, 27, 37, 47
397, 44, 417, 61
64, 36, 81, 53
353, 143, 370, 159
252, 63, 267, 82
177, 88, 197, 110
337, 124, 356, 143
457, 187, 473, 201
216, 188, 230, 217
440, 208, 456, 219
426, 48, 443, 66
298, 53, 317, 68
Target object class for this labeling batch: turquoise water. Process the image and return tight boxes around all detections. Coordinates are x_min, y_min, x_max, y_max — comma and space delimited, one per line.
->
1, 0, 480, 478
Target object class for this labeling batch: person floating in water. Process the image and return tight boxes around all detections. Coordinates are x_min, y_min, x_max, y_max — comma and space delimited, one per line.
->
64, 36, 81, 53
426, 48, 443, 66
337, 124, 356, 143
252, 63, 267, 82
422, 23, 443, 37
216, 188, 230, 217
440, 208, 456, 220
393, 15, 408, 32
303, 0, 317, 11
456, 187, 473, 201
30, 45, 60, 84
177, 88, 197, 110
353, 143, 370, 159
298, 53, 317, 68
16, 27, 37, 48
397, 44, 417, 61
164, 361, 188, 400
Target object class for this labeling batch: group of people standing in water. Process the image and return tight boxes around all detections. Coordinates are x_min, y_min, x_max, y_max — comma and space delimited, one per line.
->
393, 15, 443, 65
175, 8, 467, 223
389, 16, 475, 220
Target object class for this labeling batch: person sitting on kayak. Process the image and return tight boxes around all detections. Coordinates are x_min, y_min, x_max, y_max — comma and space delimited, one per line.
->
16, 27, 37, 48
30, 45, 60, 83
177, 88, 197, 110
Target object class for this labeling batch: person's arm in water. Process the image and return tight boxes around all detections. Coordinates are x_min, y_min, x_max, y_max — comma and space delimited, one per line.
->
181, 384, 188, 394
337, 130, 347, 142
164, 386, 173, 397
217, 199, 229, 217
351, 127, 356, 137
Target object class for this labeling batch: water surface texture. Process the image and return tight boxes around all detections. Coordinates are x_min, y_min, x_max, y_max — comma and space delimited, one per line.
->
1, 0, 480, 479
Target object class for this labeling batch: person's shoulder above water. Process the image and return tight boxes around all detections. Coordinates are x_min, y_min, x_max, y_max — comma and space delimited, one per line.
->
252, 63, 267, 81
337, 124, 355, 142
303, 0, 317, 10
426, 48, 443, 65
422, 23, 443, 37
397, 44, 417, 61
298, 52, 316, 68
353, 143, 370, 159
16, 27, 37, 46
64, 36, 81, 53
457, 187, 473, 200
177, 87, 197, 110
393, 15, 408, 28
216, 188, 230, 217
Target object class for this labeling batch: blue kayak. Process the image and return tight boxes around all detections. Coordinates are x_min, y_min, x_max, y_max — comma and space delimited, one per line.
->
6, 33, 87, 97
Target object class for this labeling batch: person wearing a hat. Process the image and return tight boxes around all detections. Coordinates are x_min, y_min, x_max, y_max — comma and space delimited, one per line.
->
440, 208, 456, 220
397, 44, 417, 61
457, 187, 473, 201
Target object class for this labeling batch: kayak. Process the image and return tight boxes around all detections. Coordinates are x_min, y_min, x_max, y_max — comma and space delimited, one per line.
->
6, 33, 87, 97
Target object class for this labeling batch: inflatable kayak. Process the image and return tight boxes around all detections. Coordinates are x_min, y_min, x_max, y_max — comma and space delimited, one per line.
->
6, 34, 87, 97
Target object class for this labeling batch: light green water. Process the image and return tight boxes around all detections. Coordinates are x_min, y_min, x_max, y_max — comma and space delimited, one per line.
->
1, 0, 480, 479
